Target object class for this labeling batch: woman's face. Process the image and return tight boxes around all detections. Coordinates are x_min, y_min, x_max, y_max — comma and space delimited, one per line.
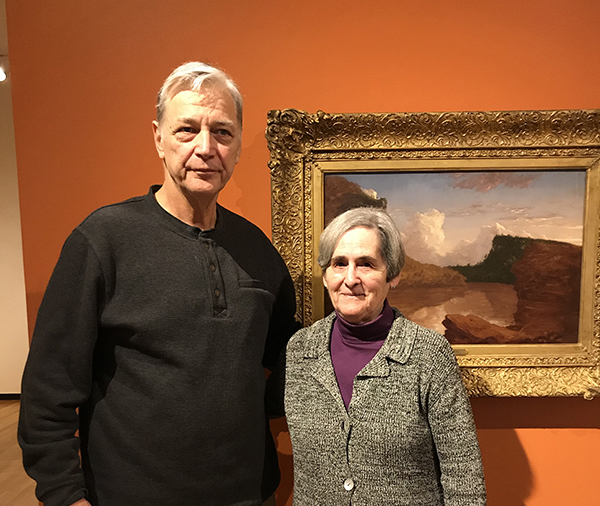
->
323, 227, 400, 324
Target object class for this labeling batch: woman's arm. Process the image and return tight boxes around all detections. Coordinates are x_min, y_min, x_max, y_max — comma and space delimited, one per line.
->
426, 339, 487, 506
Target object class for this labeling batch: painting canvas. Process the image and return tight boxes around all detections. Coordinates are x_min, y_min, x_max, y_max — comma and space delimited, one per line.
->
324, 170, 586, 346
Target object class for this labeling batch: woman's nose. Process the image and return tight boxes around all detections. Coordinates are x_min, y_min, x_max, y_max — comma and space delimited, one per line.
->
345, 264, 358, 286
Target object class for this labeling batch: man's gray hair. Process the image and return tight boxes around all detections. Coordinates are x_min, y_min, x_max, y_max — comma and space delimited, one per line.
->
156, 61, 243, 127
318, 207, 405, 282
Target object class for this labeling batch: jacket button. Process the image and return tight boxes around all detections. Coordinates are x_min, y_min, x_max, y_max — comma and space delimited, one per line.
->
343, 478, 354, 491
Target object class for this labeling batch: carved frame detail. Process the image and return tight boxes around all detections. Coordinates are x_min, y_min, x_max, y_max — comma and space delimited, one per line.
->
267, 109, 600, 398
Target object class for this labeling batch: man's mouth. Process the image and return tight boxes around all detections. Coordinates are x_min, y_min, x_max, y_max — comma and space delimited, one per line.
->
188, 168, 220, 175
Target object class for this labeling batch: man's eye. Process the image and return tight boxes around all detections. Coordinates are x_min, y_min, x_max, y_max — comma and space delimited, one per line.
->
179, 127, 195, 133
216, 128, 232, 137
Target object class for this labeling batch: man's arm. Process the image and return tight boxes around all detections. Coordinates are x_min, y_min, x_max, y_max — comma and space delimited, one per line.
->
18, 229, 103, 506
264, 346, 287, 419
263, 255, 300, 419
262, 261, 300, 372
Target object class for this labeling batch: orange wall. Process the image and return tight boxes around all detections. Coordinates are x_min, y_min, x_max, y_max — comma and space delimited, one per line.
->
7, 0, 600, 504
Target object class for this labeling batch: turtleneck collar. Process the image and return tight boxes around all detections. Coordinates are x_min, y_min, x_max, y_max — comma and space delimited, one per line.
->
334, 299, 394, 343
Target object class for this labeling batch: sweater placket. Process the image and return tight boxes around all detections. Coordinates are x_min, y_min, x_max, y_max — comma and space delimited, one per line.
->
199, 237, 227, 317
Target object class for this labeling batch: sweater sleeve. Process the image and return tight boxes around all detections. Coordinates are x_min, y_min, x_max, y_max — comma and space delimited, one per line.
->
425, 339, 487, 506
261, 252, 300, 372
18, 228, 105, 506
263, 254, 300, 419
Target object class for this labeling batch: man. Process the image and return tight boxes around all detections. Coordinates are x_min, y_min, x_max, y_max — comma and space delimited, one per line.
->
19, 62, 298, 506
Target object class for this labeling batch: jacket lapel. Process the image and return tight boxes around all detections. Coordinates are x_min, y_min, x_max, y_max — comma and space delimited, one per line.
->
358, 309, 416, 378
301, 309, 418, 414
303, 314, 348, 414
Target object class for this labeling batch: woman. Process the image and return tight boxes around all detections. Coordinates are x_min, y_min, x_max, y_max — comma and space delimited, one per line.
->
285, 207, 486, 505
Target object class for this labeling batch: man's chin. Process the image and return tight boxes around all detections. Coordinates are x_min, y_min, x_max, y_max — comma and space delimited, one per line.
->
182, 180, 224, 197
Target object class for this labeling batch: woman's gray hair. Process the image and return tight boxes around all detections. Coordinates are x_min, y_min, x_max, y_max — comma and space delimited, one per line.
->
318, 207, 405, 282
156, 61, 243, 128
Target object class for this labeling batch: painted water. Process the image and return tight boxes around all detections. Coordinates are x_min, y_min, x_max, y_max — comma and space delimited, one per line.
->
388, 282, 518, 335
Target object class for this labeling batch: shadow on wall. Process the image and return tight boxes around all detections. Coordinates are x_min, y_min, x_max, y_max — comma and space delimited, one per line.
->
478, 428, 532, 506
471, 397, 600, 429
473, 397, 600, 506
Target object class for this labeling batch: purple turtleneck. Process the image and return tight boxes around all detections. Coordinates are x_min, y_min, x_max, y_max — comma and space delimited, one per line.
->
330, 299, 394, 410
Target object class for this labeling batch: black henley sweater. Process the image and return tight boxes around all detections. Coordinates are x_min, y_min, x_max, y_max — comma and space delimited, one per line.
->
19, 186, 298, 506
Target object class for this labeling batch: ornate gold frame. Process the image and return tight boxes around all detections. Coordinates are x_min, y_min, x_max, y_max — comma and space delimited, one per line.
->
267, 109, 600, 398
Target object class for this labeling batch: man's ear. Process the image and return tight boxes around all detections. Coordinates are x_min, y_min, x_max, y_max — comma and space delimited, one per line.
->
152, 120, 165, 159
234, 138, 242, 164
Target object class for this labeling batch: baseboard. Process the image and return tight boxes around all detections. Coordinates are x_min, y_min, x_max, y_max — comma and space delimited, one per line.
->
0, 393, 21, 400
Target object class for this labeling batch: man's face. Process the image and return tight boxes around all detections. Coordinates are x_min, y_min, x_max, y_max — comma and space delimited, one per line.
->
152, 87, 241, 202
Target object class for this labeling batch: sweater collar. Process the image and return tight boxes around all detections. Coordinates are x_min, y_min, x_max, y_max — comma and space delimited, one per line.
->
144, 185, 225, 241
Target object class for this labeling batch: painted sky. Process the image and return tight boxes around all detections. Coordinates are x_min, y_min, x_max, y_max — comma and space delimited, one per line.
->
340, 170, 587, 267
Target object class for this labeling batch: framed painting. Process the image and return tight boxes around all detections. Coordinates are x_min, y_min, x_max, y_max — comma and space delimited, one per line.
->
266, 109, 600, 398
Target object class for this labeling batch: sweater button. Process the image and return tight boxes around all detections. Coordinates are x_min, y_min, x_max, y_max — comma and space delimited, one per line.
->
343, 478, 354, 491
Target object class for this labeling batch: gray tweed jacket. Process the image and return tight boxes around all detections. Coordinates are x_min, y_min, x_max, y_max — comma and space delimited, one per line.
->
284, 308, 487, 506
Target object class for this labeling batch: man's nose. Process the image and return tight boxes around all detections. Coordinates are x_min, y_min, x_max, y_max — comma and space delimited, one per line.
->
194, 130, 214, 157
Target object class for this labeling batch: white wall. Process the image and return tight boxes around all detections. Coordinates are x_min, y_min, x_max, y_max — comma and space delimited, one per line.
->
0, 0, 29, 393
